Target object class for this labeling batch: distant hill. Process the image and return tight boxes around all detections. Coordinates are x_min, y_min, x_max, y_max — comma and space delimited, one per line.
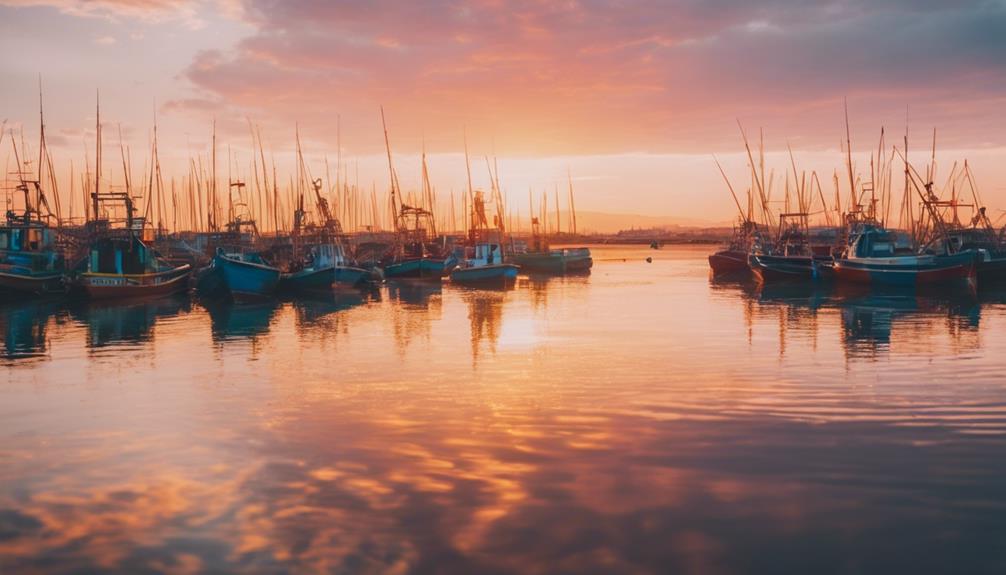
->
540, 211, 729, 234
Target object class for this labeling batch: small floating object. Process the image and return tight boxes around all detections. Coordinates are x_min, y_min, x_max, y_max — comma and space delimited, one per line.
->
645, 257, 652, 263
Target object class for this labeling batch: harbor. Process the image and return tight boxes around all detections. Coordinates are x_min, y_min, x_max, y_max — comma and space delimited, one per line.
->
4, 0, 1006, 572
4, 245, 1006, 573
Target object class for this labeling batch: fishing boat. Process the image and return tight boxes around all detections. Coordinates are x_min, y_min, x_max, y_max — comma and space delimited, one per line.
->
511, 248, 591, 274
0, 100, 70, 296
511, 171, 592, 275
75, 111, 190, 301
211, 249, 282, 300
380, 203, 455, 280
379, 110, 456, 281
0, 200, 65, 296
77, 234, 191, 299
281, 243, 368, 292
708, 248, 750, 276
279, 176, 369, 293
75, 181, 191, 300
511, 214, 592, 274
709, 218, 761, 276
748, 213, 829, 282
832, 225, 978, 288
450, 191, 518, 286
941, 205, 1006, 283
451, 242, 518, 286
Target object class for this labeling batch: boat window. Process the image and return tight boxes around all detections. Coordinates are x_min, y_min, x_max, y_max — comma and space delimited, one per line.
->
872, 242, 893, 256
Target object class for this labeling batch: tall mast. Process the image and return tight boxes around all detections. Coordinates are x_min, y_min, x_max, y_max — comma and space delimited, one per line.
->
567, 168, 577, 235
554, 184, 560, 236
93, 92, 101, 221
844, 99, 856, 214
464, 130, 474, 210
37, 78, 45, 219
378, 106, 396, 226
211, 120, 217, 230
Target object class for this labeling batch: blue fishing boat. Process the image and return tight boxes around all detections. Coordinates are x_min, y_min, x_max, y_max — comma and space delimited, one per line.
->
384, 255, 453, 280
381, 204, 456, 280
280, 175, 370, 293
213, 249, 282, 300
511, 217, 592, 275
0, 182, 67, 296
451, 242, 518, 286
280, 243, 368, 293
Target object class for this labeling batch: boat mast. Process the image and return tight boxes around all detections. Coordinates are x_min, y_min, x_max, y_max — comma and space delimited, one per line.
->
844, 99, 857, 217
567, 168, 577, 236
380, 106, 398, 233
93, 92, 101, 222
464, 131, 474, 239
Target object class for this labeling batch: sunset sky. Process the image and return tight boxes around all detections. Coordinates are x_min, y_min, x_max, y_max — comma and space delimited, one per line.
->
2, 0, 1006, 228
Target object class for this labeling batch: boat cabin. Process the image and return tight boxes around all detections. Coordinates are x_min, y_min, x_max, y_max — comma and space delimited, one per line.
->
849, 227, 917, 259
466, 243, 503, 267
306, 243, 351, 269
0, 221, 63, 274
87, 235, 165, 275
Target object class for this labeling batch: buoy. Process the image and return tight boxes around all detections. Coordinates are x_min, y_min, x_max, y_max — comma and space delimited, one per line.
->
645, 257, 652, 263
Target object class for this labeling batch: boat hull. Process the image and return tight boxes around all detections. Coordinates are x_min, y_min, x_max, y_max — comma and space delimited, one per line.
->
78, 265, 191, 300
280, 265, 369, 293
977, 256, 1006, 283
512, 248, 592, 274
833, 251, 977, 288
215, 255, 281, 300
749, 254, 823, 283
384, 257, 450, 280
708, 250, 750, 275
450, 264, 519, 286
333, 266, 369, 288
0, 270, 64, 296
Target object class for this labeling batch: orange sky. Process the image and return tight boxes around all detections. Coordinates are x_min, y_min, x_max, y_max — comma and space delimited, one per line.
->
2, 0, 1006, 227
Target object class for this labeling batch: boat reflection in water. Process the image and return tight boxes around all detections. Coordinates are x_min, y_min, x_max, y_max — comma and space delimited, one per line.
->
291, 289, 378, 340
453, 285, 510, 364
524, 271, 590, 311
6, 246, 1006, 573
386, 281, 443, 308
69, 296, 191, 350
385, 282, 443, 353
203, 299, 280, 343
293, 289, 376, 323
716, 276, 986, 360
0, 301, 66, 360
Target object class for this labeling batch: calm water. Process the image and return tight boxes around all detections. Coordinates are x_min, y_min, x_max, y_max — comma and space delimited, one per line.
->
2, 245, 1006, 574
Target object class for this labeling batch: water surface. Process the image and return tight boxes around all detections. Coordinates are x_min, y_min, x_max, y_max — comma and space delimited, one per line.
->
2, 245, 1006, 573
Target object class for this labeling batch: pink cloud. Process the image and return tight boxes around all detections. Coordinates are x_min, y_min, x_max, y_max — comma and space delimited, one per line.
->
165, 1, 1006, 155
